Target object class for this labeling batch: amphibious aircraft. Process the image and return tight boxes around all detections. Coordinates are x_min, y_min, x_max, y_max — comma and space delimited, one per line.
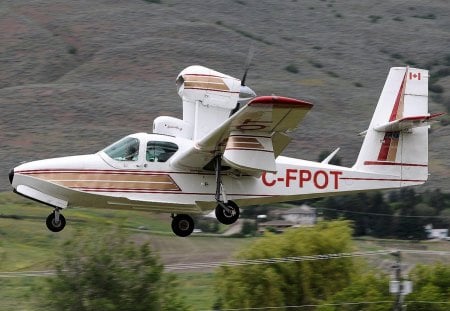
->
9, 65, 442, 236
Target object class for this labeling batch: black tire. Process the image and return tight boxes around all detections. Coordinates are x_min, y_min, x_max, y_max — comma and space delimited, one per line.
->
215, 201, 240, 225
171, 214, 194, 237
46, 212, 66, 232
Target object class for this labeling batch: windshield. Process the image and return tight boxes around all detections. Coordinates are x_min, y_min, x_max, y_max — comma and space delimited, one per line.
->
103, 137, 140, 161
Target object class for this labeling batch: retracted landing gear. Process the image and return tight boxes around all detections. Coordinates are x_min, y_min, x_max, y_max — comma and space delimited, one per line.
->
46, 209, 66, 232
171, 214, 194, 237
214, 155, 240, 225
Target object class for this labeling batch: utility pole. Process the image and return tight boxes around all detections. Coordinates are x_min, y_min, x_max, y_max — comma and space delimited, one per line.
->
392, 251, 403, 311
390, 251, 412, 311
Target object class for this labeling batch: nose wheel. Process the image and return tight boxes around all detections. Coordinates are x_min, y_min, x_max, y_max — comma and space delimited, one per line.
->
46, 209, 66, 232
171, 214, 194, 237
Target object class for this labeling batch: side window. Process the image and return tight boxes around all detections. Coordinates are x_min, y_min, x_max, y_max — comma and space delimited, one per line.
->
146, 141, 178, 162
104, 137, 140, 161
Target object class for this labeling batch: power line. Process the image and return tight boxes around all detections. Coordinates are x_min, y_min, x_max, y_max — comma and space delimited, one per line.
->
165, 250, 450, 271
2, 250, 449, 277
199, 300, 450, 311
319, 207, 449, 218
165, 250, 392, 271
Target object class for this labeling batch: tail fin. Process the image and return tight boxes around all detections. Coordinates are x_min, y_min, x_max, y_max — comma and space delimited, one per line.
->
354, 67, 434, 186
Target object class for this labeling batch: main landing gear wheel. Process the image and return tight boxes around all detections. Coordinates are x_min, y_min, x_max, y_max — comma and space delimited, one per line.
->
46, 210, 66, 232
171, 214, 194, 237
215, 201, 240, 225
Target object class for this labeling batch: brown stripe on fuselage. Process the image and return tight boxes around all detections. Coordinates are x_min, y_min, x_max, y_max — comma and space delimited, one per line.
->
56, 180, 179, 191
21, 172, 180, 191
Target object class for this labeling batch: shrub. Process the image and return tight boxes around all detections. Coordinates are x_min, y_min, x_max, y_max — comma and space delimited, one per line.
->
284, 64, 299, 74
429, 84, 444, 94
369, 15, 382, 23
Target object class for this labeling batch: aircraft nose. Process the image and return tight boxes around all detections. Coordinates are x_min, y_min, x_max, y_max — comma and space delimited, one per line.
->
8, 168, 14, 185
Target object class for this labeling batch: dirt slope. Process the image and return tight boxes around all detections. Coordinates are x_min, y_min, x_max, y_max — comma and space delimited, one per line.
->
1, 0, 449, 191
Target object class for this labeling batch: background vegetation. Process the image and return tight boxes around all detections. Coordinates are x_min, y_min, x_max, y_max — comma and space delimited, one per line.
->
317, 188, 450, 239
42, 228, 190, 311
1, 194, 450, 310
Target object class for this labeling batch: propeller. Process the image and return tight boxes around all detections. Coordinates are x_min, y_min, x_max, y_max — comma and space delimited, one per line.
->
241, 45, 254, 86
238, 45, 257, 101
230, 46, 257, 117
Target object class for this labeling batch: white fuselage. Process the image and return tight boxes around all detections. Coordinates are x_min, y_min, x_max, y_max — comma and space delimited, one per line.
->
11, 132, 426, 216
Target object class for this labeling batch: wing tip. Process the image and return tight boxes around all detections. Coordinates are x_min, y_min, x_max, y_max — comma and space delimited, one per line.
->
248, 95, 313, 109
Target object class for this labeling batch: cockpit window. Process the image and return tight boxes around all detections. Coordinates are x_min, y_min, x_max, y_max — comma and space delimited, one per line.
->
104, 137, 140, 161
147, 141, 178, 162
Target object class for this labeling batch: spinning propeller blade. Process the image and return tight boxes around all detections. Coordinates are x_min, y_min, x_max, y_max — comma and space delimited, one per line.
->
241, 45, 255, 86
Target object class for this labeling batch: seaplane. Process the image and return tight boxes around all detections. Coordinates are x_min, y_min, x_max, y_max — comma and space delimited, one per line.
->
9, 65, 442, 236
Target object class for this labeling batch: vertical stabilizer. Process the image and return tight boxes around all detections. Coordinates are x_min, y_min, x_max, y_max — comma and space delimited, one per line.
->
354, 67, 429, 186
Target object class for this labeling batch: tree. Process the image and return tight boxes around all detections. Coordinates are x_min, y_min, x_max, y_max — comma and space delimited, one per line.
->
215, 221, 355, 309
241, 220, 257, 236
42, 228, 190, 311
317, 272, 392, 311
367, 192, 393, 238
320, 263, 450, 311
406, 263, 450, 311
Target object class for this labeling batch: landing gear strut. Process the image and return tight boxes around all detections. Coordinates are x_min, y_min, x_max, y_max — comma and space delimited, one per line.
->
171, 214, 194, 237
46, 209, 66, 232
214, 155, 240, 225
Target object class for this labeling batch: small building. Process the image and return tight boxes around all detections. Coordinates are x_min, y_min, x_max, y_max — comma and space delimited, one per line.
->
425, 224, 449, 240
280, 204, 317, 226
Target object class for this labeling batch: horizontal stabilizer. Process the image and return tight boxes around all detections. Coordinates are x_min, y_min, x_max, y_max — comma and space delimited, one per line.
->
374, 113, 444, 132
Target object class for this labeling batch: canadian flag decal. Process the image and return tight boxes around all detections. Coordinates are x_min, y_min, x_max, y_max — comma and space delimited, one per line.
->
409, 72, 421, 80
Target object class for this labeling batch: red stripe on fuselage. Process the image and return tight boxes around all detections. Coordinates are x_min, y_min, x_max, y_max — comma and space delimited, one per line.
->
364, 161, 427, 167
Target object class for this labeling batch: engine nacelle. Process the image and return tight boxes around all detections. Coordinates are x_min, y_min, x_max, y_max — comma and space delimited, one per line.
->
176, 66, 241, 140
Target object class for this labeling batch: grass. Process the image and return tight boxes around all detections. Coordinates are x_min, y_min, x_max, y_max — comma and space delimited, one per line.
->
0, 192, 250, 310
177, 272, 217, 310
0, 278, 46, 311
1, 192, 450, 310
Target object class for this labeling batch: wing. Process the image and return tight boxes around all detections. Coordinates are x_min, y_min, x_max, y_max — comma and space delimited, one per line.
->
170, 96, 313, 174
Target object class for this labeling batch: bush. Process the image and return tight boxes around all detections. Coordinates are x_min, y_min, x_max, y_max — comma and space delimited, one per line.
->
284, 64, 299, 74
216, 221, 355, 309
429, 84, 444, 94
241, 220, 257, 236
369, 15, 382, 23
41, 228, 190, 311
